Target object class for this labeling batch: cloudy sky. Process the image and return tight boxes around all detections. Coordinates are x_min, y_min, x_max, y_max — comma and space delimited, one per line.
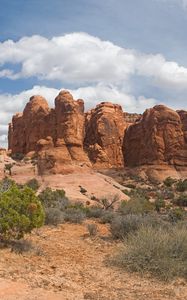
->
0, 0, 187, 147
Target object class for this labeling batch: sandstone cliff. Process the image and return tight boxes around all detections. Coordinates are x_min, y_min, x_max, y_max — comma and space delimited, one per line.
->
84, 102, 126, 168
9, 91, 126, 174
8, 91, 187, 178
123, 105, 187, 168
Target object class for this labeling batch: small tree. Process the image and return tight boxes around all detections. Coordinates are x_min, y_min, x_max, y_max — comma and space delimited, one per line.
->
176, 179, 187, 192
26, 178, 40, 191
0, 185, 45, 241
4, 163, 14, 176
163, 177, 176, 187
39, 187, 68, 210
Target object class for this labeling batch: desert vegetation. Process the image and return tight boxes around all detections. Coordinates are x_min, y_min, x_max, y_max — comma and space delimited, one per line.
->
0, 178, 44, 242
0, 175, 186, 284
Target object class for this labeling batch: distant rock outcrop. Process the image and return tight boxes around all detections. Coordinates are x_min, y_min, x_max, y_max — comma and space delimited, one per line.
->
8, 91, 187, 179
123, 105, 187, 167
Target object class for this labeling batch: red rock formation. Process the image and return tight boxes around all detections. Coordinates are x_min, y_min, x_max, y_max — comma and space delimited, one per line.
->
8, 91, 187, 178
84, 102, 126, 168
124, 112, 141, 124
54, 90, 89, 163
177, 110, 187, 167
123, 105, 187, 167
178, 110, 187, 142
8, 113, 25, 154
36, 91, 91, 175
8, 96, 54, 154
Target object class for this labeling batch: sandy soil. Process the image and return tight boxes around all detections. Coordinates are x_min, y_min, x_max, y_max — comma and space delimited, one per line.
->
0, 222, 186, 300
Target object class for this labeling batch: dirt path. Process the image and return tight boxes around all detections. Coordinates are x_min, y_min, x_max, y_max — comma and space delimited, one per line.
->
0, 223, 186, 300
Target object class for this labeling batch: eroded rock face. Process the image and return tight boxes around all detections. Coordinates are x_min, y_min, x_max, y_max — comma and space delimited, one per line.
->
8, 113, 25, 154
8, 92, 187, 177
54, 91, 89, 163
8, 96, 54, 154
9, 91, 92, 174
124, 112, 142, 124
123, 105, 187, 167
178, 110, 187, 142
84, 102, 126, 168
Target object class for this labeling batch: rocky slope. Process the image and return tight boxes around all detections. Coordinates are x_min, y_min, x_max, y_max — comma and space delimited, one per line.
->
8, 90, 187, 179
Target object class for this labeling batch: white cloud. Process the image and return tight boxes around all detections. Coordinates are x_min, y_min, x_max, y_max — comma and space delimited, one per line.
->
70, 84, 156, 112
1, 32, 186, 148
1, 32, 187, 89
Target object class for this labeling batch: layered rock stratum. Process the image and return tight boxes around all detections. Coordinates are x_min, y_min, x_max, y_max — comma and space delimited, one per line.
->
8, 90, 187, 180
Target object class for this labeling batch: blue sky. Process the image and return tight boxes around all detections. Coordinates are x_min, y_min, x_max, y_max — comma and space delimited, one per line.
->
0, 0, 187, 146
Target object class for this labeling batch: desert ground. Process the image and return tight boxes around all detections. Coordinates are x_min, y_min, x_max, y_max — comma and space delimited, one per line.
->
0, 222, 186, 300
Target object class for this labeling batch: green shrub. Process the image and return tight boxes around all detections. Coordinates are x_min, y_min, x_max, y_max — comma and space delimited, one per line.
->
100, 211, 115, 224
87, 223, 98, 236
4, 163, 14, 176
0, 185, 44, 240
154, 197, 165, 212
168, 208, 186, 222
99, 195, 119, 210
112, 225, 187, 281
119, 197, 154, 216
176, 179, 187, 192
127, 188, 150, 200
26, 178, 40, 191
163, 177, 176, 187
64, 208, 86, 224
173, 194, 187, 207
122, 189, 130, 196
110, 214, 142, 239
124, 183, 136, 189
0, 177, 15, 193
39, 188, 69, 210
10, 239, 34, 254
86, 206, 104, 218
11, 152, 24, 161
110, 213, 170, 240
45, 208, 64, 225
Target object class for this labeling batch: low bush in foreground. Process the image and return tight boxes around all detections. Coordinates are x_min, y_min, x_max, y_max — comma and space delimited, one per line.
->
118, 196, 154, 215
45, 208, 64, 225
173, 194, 187, 207
99, 210, 115, 224
112, 225, 187, 281
110, 213, 169, 239
0, 185, 44, 240
64, 207, 86, 224
87, 223, 98, 236
86, 206, 104, 218
110, 214, 142, 239
39, 188, 68, 209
